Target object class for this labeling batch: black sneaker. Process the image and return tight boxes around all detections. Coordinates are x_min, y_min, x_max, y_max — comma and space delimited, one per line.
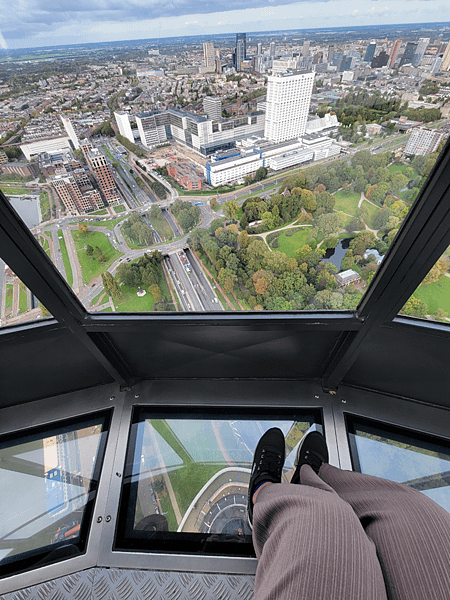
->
291, 431, 329, 484
247, 427, 285, 528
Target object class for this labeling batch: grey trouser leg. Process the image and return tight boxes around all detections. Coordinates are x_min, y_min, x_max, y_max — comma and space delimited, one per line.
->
252, 472, 388, 600
319, 463, 450, 600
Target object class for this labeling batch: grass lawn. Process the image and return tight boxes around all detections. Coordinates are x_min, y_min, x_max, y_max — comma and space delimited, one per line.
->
88, 217, 125, 230
0, 185, 32, 195
40, 191, 50, 221
39, 235, 49, 252
115, 284, 155, 312
413, 275, 450, 314
102, 145, 114, 160
362, 200, 381, 229
333, 190, 361, 216
151, 420, 193, 464
149, 215, 173, 241
388, 163, 420, 179
121, 229, 147, 250
101, 306, 112, 312
277, 227, 315, 258
90, 208, 108, 216
114, 204, 127, 213
90, 290, 107, 307
169, 463, 225, 516
5, 284, 13, 309
19, 285, 28, 313
72, 230, 123, 284
57, 233, 73, 288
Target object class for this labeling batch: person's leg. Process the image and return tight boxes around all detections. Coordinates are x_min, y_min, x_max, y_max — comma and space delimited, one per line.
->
317, 464, 450, 600
252, 478, 388, 600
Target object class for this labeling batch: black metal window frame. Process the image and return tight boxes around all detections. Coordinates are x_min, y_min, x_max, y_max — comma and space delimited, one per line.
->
1, 139, 450, 390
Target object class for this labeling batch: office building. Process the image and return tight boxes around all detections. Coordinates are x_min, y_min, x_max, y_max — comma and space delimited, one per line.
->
388, 40, 402, 68
86, 149, 120, 205
339, 55, 355, 72
203, 42, 216, 72
430, 56, 443, 74
114, 111, 135, 144
0, 150, 8, 164
302, 41, 310, 57
235, 33, 246, 71
442, 41, 450, 71
20, 136, 72, 161
326, 45, 335, 64
203, 97, 222, 121
60, 115, 80, 150
364, 42, 377, 63
269, 42, 276, 58
400, 42, 418, 66
371, 51, 389, 69
404, 127, 445, 156
136, 112, 170, 148
412, 38, 430, 66
264, 70, 315, 144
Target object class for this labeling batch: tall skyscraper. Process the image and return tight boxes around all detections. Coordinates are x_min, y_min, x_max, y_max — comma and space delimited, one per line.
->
257, 42, 262, 55
388, 40, 402, 68
412, 38, 429, 66
441, 40, 450, 71
114, 111, 134, 144
326, 45, 335, 64
203, 97, 222, 121
203, 42, 216, 72
302, 41, 310, 57
264, 70, 315, 144
400, 42, 417, 66
269, 42, 276, 58
364, 42, 377, 63
60, 115, 80, 150
235, 33, 246, 71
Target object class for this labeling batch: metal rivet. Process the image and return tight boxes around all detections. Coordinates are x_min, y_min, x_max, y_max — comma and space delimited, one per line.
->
105, 515, 111, 523
97, 516, 102, 523
314, 395, 319, 399
110, 396, 115, 401
116, 472, 122, 478
135, 394, 140, 398
342, 399, 347, 403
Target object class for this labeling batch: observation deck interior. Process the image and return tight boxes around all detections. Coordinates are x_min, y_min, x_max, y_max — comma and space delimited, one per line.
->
1, 141, 450, 600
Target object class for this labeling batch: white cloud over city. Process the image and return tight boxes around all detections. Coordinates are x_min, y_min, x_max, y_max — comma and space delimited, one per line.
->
0, 0, 449, 48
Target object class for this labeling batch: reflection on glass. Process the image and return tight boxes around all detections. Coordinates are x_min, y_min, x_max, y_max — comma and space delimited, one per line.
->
118, 412, 321, 552
0, 414, 109, 575
0, 259, 52, 327
399, 249, 450, 322
347, 416, 450, 513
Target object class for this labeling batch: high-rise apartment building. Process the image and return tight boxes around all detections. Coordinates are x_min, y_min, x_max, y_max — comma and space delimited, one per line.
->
86, 149, 120, 205
364, 42, 377, 63
388, 40, 402, 67
52, 171, 103, 216
302, 41, 310, 57
203, 97, 222, 121
264, 70, 315, 144
203, 42, 216, 72
114, 111, 135, 144
400, 42, 418, 66
404, 127, 444, 156
235, 33, 246, 71
60, 115, 80, 150
269, 42, 276, 58
442, 41, 450, 71
136, 112, 170, 148
412, 38, 430, 66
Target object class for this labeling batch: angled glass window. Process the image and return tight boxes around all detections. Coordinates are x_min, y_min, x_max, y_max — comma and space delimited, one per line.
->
116, 408, 322, 555
0, 261, 53, 327
346, 415, 450, 514
0, 411, 111, 578
399, 249, 450, 323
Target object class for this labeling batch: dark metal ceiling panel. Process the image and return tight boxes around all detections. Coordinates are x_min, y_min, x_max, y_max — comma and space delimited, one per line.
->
342, 321, 450, 409
0, 325, 113, 408
105, 327, 343, 379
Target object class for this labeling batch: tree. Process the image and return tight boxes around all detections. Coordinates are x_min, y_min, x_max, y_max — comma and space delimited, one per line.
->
86, 244, 94, 256
210, 197, 217, 208
149, 204, 162, 219
78, 222, 88, 236
94, 246, 106, 262
254, 166, 268, 182
316, 213, 343, 237
223, 200, 239, 221
423, 259, 447, 285
149, 283, 162, 303
401, 297, 428, 318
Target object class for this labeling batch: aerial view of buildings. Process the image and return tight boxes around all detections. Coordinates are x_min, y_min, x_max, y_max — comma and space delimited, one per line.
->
1, 21, 450, 327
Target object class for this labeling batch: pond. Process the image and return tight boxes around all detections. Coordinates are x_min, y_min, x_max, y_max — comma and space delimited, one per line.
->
321, 238, 351, 270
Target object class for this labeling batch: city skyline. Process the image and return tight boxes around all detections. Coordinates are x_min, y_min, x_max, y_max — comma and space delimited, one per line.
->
1, 1, 450, 50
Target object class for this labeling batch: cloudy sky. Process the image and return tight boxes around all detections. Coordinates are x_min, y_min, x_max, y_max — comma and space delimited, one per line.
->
1, 0, 449, 50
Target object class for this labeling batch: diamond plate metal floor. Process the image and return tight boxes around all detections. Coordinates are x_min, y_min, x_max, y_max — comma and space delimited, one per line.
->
0, 568, 255, 600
